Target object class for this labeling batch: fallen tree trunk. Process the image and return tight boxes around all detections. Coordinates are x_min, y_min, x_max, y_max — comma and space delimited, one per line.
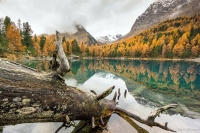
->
0, 61, 114, 124
0, 31, 178, 133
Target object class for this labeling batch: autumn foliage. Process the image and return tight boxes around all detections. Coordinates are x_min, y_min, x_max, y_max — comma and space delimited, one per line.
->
6, 24, 25, 52
90, 15, 200, 58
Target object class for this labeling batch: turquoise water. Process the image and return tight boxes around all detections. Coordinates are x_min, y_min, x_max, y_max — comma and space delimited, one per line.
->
3, 59, 200, 133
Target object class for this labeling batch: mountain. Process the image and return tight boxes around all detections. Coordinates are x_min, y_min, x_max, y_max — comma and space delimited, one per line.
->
61, 25, 99, 46
96, 34, 123, 44
123, 0, 200, 39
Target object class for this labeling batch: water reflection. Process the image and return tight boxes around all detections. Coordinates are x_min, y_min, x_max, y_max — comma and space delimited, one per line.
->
68, 60, 200, 92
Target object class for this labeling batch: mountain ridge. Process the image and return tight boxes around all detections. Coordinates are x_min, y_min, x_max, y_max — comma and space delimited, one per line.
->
122, 0, 200, 39
60, 24, 99, 46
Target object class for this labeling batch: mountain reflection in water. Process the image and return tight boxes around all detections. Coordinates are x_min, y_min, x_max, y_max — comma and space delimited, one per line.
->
3, 59, 200, 133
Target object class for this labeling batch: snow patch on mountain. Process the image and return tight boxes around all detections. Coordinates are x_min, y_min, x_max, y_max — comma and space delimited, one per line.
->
157, 0, 175, 7
96, 34, 123, 44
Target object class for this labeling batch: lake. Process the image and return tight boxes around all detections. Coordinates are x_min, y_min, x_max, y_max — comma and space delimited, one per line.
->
2, 59, 200, 133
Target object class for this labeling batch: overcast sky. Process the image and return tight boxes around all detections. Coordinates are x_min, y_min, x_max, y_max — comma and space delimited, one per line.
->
0, 0, 156, 37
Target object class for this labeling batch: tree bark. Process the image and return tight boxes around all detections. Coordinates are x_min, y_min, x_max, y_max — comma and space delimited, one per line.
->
0, 31, 178, 132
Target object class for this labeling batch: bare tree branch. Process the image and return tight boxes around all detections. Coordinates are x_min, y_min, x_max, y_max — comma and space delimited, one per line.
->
114, 104, 178, 132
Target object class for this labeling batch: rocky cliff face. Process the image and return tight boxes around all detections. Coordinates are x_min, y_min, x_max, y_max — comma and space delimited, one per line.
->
61, 25, 99, 46
123, 0, 200, 39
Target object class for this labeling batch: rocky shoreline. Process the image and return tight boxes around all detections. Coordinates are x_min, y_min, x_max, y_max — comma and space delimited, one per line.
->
3, 55, 200, 63
82, 57, 200, 63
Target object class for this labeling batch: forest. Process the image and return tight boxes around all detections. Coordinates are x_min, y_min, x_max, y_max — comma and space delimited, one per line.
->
0, 15, 200, 59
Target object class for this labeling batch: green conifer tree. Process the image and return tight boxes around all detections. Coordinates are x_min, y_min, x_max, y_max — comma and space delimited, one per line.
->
21, 22, 33, 47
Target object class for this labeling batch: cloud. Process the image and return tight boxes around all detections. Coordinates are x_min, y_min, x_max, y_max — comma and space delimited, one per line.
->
0, 0, 156, 37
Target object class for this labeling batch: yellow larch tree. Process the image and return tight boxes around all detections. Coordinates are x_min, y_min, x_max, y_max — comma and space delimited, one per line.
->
6, 24, 25, 52
142, 43, 150, 57
62, 41, 67, 53
172, 43, 184, 57
191, 45, 199, 56
162, 44, 167, 58
33, 41, 41, 56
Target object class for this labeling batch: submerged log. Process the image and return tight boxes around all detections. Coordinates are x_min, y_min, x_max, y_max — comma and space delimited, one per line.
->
0, 31, 178, 133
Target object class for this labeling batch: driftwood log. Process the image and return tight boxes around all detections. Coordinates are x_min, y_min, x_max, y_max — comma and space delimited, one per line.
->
0, 31, 178, 133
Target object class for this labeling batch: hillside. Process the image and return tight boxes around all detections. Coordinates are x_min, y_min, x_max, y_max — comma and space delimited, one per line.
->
123, 0, 200, 39
96, 15, 200, 58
